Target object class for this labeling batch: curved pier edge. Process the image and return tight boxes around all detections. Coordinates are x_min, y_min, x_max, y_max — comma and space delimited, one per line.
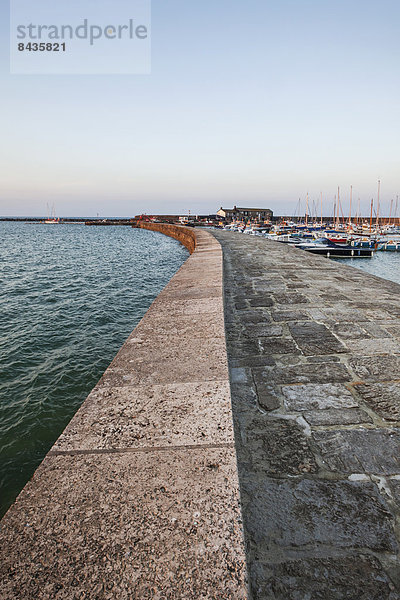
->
134, 221, 197, 253
0, 226, 248, 599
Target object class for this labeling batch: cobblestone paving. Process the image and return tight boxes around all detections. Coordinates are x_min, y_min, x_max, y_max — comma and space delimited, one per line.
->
212, 231, 400, 600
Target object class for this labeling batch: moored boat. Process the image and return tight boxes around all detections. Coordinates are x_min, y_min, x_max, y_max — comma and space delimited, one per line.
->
296, 238, 373, 257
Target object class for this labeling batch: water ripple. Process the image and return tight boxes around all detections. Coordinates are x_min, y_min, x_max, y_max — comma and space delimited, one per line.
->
0, 222, 188, 517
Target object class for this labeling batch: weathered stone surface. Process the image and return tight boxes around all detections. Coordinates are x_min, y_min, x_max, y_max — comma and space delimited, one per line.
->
161, 282, 222, 301
242, 324, 284, 337
235, 300, 248, 310
322, 307, 368, 323
255, 383, 281, 411
212, 230, 400, 597
0, 451, 247, 600
133, 311, 225, 340
248, 295, 274, 307
237, 416, 318, 475
236, 309, 272, 324
282, 383, 358, 412
99, 332, 228, 386
384, 305, 400, 319
313, 429, 400, 474
273, 292, 309, 305
230, 355, 276, 368
304, 408, 373, 426
250, 555, 399, 600
389, 479, 400, 507
319, 292, 350, 300
253, 280, 285, 293
331, 322, 371, 340
242, 477, 397, 552
289, 322, 348, 355
253, 361, 352, 385
361, 322, 393, 338
286, 282, 309, 289
364, 308, 395, 321
385, 324, 400, 338
53, 381, 235, 452
348, 338, 400, 355
306, 354, 340, 363
148, 296, 222, 317
354, 382, 400, 421
348, 355, 400, 381
226, 334, 261, 357
275, 354, 304, 367
230, 383, 259, 415
259, 337, 300, 355
230, 367, 253, 385
271, 310, 310, 322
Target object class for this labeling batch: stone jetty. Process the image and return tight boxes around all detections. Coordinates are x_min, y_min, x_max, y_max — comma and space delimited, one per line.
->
2, 225, 400, 599
212, 230, 400, 599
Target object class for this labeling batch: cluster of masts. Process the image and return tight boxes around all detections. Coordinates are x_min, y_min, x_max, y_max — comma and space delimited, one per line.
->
295, 181, 400, 232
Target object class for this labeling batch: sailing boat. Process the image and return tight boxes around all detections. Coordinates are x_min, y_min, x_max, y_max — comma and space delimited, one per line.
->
45, 203, 60, 224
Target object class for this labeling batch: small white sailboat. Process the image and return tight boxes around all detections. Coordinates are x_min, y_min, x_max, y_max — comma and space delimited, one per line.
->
44, 204, 60, 224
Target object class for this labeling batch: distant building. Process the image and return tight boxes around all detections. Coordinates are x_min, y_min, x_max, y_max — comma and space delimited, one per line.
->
216, 206, 273, 223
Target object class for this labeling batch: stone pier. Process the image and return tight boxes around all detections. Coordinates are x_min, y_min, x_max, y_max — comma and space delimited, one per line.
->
212, 230, 400, 599
3, 224, 400, 599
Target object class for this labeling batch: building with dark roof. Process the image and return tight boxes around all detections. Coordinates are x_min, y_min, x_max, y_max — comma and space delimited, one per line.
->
216, 206, 273, 222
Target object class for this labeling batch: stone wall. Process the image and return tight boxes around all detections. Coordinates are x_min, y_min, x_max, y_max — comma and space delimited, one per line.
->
135, 222, 197, 254
0, 227, 248, 599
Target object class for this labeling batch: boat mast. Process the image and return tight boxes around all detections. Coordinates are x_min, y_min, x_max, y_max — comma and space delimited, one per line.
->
320, 192, 323, 227
369, 198, 374, 234
306, 192, 309, 228
337, 186, 340, 228
333, 195, 336, 228
376, 179, 380, 232
349, 185, 352, 229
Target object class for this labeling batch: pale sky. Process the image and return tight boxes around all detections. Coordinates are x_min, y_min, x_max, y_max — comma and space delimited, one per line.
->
1, 0, 400, 217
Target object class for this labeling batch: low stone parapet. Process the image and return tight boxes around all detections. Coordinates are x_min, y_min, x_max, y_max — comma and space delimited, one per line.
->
0, 227, 248, 599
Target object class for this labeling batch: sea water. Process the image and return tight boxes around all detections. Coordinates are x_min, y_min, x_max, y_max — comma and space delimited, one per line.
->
338, 251, 400, 286
0, 222, 188, 517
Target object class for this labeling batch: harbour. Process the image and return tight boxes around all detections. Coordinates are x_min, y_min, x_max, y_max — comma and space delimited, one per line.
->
2, 214, 400, 523
2, 224, 400, 598
2, 0, 400, 595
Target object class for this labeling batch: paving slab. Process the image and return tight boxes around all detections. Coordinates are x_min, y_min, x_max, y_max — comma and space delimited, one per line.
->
303, 407, 373, 426
348, 355, 400, 381
253, 361, 352, 385
282, 383, 358, 411
354, 382, 400, 420
250, 555, 400, 600
236, 415, 318, 475
288, 321, 348, 355
53, 381, 235, 451
242, 476, 397, 553
313, 428, 400, 474
0, 450, 246, 600
99, 333, 228, 386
